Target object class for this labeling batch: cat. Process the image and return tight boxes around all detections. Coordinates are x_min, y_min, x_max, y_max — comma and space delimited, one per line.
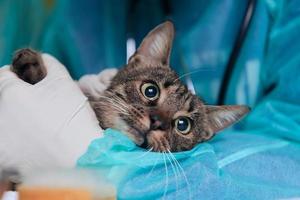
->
10, 21, 249, 152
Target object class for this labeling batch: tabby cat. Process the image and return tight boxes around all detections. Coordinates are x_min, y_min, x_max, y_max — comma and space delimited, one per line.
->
10, 21, 249, 152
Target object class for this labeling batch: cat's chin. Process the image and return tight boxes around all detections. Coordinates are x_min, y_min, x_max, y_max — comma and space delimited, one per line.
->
127, 128, 172, 152
112, 117, 150, 147
120, 127, 149, 147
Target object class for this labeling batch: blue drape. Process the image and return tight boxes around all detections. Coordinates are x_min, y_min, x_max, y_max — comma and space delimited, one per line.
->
1, 0, 300, 199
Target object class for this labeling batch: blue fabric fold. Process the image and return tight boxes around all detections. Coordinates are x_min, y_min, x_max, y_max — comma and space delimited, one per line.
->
77, 128, 300, 199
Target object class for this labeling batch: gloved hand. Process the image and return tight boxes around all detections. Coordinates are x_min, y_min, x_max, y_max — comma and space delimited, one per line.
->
0, 54, 103, 174
78, 68, 118, 99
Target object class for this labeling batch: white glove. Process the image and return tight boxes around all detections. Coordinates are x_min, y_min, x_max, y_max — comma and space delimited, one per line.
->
78, 68, 118, 99
0, 54, 103, 174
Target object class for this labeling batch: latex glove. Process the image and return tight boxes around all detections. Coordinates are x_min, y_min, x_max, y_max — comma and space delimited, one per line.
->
0, 54, 103, 174
78, 68, 118, 99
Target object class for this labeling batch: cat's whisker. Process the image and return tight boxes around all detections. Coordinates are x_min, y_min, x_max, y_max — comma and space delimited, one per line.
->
173, 67, 216, 83
165, 151, 179, 197
167, 149, 192, 200
167, 151, 181, 179
108, 95, 143, 119
93, 105, 129, 116
93, 102, 127, 112
97, 95, 127, 108
109, 94, 147, 120
136, 147, 153, 159
146, 157, 159, 178
116, 147, 154, 163
111, 96, 131, 110
162, 153, 169, 199
96, 95, 129, 114
111, 95, 129, 106
95, 97, 124, 109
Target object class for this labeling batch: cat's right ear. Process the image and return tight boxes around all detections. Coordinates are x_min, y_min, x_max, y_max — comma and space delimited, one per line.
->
206, 105, 250, 133
129, 21, 174, 66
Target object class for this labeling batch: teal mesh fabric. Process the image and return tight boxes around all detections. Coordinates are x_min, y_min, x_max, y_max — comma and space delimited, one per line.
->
1, 0, 300, 198
78, 0, 300, 199
77, 129, 300, 199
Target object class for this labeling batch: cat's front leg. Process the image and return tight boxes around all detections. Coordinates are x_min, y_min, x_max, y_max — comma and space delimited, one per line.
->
11, 48, 47, 84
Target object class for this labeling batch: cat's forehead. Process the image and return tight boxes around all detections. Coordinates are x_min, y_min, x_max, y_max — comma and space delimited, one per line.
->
138, 68, 177, 84
114, 63, 178, 85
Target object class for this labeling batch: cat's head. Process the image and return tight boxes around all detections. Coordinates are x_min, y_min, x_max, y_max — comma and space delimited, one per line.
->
93, 21, 249, 152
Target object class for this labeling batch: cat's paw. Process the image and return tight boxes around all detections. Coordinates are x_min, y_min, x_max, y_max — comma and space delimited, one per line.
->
11, 48, 47, 84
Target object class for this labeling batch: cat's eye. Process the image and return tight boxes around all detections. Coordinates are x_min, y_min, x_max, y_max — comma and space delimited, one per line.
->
175, 117, 191, 134
141, 82, 160, 101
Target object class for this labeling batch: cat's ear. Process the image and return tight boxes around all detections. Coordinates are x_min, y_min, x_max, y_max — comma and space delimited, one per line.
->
206, 105, 250, 133
129, 21, 174, 65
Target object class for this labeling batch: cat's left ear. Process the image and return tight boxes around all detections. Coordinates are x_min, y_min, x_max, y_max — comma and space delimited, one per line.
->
129, 21, 174, 65
206, 105, 250, 133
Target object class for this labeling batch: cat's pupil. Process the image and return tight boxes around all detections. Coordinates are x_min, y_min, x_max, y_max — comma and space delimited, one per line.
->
145, 86, 157, 98
177, 118, 189, 131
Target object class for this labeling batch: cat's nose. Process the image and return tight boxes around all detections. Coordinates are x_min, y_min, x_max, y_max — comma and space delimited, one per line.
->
149, 114, 169, 130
